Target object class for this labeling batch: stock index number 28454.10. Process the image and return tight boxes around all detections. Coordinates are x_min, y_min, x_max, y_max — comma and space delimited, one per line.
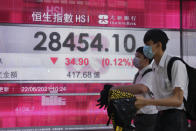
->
33, 31, 136, 53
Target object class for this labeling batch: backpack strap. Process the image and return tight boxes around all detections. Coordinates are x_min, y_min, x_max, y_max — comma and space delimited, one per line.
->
133, 69, 152, 84
167, 57, 183, 82
142, 68, 153, 96
142, 69, 153, 77
133, 72, 139, 84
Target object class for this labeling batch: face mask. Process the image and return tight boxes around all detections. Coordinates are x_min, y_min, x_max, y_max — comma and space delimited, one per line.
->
133, 57, 141, 69
143, 45, 154, 59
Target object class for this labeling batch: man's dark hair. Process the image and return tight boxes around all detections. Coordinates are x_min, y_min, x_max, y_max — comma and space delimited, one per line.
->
136, 46, 153, 64
143, 29, 169, 51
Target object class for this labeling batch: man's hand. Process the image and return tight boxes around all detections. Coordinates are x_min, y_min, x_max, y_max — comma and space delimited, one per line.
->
135, 95, 148, 109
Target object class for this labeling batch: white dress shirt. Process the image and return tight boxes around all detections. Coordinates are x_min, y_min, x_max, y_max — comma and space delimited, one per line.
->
151, 53, 188, 111
135, 65, 158, 114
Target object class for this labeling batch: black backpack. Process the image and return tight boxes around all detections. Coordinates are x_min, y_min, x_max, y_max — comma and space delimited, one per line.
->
167, 57, 196, 120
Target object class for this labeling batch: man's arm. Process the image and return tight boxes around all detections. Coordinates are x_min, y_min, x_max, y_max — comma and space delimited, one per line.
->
135, 87, 184, 109
111, 84, 149, 94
